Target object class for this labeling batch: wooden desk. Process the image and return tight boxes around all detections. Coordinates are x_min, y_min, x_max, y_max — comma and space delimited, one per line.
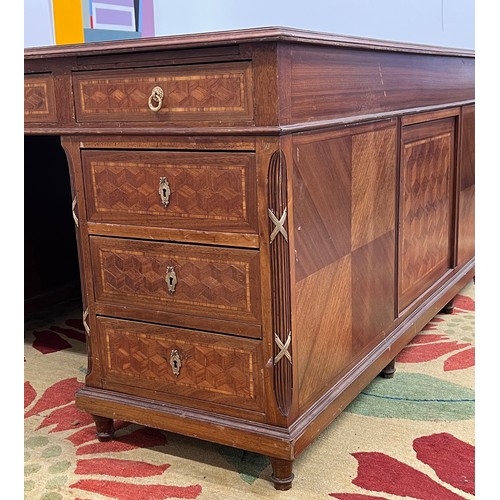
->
24, 27, 475, 489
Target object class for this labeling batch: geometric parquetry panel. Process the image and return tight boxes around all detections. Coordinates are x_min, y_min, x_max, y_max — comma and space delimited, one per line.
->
90, 236, 261, 323
101, 250, 249, 309
400, 119, 455, 310
81, 150, 258, 231
90, 162, 247, 220
74, 62, 253, 122
104, 327, 257, 400
24, 83, 49, 114
24, 75, 57, 123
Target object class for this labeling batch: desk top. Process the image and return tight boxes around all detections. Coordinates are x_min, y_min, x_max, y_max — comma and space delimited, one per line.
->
24, 26, 475, 59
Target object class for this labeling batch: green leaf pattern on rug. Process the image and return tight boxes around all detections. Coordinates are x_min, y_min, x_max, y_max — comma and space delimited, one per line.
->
48, 460, 72, 474
24, 480, 35, 492
346, 372, 474, 420
218, 445, 270, 484
25, 436, 50, 448
25, 434, 72, 497
40, 493, 63, 500
42, 445, 62, 458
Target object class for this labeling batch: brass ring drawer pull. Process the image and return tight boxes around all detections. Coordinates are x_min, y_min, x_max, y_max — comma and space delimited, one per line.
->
148, 86, 164, 112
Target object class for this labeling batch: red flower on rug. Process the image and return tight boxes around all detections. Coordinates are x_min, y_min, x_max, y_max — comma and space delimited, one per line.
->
329, 432, 474, 499
453, 294, 475, 312
396, 332, 474, 371
24, 377, 202, 499
31, 318, 86, 354
395, 294, 475, 371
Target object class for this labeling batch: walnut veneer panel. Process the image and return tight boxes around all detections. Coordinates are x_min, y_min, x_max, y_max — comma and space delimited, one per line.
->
82, 149, 258, 232
24, 74, 57, 123
90, 236, 261, 328
73, 62, 253, 124
288, 45, 474, 124
99, 317, 264, 412
296, 255, 353, 410
292, 133, 351, 282
399, 117, 456, 311
294, 121, 397, 411
351, 128, 396, 249
458, 105, 475, 266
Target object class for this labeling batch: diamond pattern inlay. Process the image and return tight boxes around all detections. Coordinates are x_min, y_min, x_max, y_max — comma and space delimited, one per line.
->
24, 83, 50, 115
400, 127, 454, 308
78, 68, 248, 115
99, 248, 251, 311
105, 329, 256, 399
89, 160, 248, 222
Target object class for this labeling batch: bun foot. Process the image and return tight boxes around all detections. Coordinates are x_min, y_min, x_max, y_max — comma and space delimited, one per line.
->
92, 415, 115, 442
269, 457, 294, 490
441, 298, 455, 315
380, 358, 396, 379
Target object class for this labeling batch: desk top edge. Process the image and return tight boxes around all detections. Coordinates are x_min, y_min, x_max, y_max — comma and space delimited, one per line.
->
24, 26, 475, 59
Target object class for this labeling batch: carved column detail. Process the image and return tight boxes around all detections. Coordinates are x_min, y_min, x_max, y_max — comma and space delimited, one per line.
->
268, 151, 293, 416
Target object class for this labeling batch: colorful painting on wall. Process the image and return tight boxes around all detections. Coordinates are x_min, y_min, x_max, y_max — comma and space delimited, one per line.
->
52, 0, 155, 45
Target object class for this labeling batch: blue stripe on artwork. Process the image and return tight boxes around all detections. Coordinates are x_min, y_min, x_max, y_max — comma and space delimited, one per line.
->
84, 28, 141, 42
137, 0, 142, 32
82, 0, 91, 28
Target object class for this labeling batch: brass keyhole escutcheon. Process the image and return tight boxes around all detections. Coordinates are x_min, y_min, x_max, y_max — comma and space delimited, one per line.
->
170, 349, 181, 376
159, 177, 171, 207
165, 266, 177, 294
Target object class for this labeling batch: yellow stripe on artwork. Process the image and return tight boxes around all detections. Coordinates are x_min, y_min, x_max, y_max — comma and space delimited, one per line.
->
53, 0, 84, 45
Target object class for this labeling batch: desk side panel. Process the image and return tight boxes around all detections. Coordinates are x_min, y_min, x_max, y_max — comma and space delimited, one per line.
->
458, 105, 475, 266
291, 120, 397, 412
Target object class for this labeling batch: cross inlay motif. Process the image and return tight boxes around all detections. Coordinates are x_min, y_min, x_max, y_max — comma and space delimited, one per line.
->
274, 332, 292, 364
268, 207, 288, 244
82, 308, 90, 336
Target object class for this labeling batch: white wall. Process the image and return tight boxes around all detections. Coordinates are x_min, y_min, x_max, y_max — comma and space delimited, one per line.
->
153, 0, 475, 49
24, 0, 474, 49
24, 0, 55, 47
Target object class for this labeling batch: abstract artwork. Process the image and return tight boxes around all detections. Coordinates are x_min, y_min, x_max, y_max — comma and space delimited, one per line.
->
51, 0, 155, 45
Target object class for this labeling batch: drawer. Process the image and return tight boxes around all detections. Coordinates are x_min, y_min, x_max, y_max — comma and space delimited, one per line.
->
73, 61, 253, 124
90, 236, 261, 327
82, 149, 258, 233
24, 74, 57, 123
98, 317, 264, 412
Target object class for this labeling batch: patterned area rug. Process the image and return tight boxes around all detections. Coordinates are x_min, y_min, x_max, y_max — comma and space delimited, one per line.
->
24, 281, 475, 499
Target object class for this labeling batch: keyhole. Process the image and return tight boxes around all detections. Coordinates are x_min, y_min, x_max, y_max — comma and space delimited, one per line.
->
173, 360, 178, 369
162, 188, 167, 197
169, 276, 174, 286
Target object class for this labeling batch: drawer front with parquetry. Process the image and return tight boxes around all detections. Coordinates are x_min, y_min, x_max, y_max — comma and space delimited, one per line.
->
82, 149, 258, 232
98, 317, 264, 412
73, 61, 253, 124
90, 236, 261, 327
24, 74, 57, 123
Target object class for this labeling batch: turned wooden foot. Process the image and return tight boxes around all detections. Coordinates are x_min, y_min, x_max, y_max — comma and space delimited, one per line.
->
380, 358, 396, 379
92, 415, 115, 442
441, 298, 455, 315
269, 457, 294, 490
